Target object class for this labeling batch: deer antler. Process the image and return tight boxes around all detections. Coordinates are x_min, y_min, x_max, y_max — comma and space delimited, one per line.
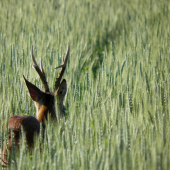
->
31, 45, 50, 93
54, 43, 70, 91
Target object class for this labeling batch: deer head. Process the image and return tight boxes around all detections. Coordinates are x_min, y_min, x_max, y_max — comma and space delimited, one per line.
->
23, 43, 70, 122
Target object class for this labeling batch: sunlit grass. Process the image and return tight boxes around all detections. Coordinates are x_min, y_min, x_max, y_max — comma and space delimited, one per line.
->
0, 0, 170, 169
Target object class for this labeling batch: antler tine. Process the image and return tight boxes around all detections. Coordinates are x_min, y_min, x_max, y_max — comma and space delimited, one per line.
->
54, 43, 70, 91
31, 45, 38, 67
40, 58, 45, 73
31, 45, 50, 92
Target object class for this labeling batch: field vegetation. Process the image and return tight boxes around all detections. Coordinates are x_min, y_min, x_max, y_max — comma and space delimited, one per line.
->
0, 0, 170, 169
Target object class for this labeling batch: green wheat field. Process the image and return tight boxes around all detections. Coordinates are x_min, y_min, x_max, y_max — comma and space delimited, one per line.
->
0, 0, 170, 169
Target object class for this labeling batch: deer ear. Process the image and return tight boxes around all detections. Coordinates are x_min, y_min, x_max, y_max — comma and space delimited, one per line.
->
23, 76, 43, 101
54, 79, 67, 96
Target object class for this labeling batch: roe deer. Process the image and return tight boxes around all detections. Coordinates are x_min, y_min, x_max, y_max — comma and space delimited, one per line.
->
1, 43, 70, 166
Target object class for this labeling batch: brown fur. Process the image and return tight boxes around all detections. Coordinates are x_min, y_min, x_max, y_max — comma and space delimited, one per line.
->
2, 115, 40, 166
36, 105, 48, 122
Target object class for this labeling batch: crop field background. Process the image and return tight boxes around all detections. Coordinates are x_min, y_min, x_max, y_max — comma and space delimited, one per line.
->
0, 0, 170, 169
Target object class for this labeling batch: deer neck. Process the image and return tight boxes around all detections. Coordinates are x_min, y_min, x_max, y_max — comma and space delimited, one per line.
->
37, 105, 48, 122
56, 99, 65, 117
